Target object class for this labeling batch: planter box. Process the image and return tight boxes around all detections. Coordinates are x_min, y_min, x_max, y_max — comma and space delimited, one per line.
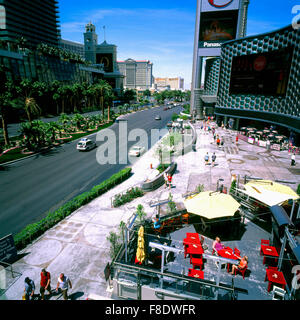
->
141, 162, 177, 192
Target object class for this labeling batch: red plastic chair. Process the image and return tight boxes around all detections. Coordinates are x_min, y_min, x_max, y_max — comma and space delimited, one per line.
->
234, 265, 248, 279
191, 257, 204, 270
267, 266, 278, 271
188, 268, 204, 279
260, 239, 270, 255
234, 248, 241, 256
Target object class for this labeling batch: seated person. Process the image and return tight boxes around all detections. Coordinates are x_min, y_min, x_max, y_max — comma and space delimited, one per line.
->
231, 256, 248, 275
212, 237, 225, 254
153, 214, 161, 230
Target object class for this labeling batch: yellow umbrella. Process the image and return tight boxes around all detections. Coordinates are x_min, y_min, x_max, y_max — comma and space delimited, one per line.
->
245, 180, 299, 204
136, 226, 145, 264
183, 191, 240, 219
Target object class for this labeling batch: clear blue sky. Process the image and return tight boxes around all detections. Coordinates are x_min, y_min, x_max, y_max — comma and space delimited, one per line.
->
58, 0, 297, 89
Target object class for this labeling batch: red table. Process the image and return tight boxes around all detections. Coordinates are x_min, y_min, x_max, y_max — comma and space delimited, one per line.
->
186, 233, 200, 242
217, 247, 239, 260
188, 268, 204, 279
217, 247, 241, 272
261, 245, 279, 265
186, 243, 204, 255
265, 269, 286, 292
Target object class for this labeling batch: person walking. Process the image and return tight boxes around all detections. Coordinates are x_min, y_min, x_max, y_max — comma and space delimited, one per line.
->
235, 135, 239, 146
216, 136, 220, 147
40, 268, 51, 300
291, 153, 296, 166
212, 152, 216, 167
204, 152, 209, 165
56, 273, 72, 300
163, 172, 168, 189
167, 174, 173, 190
24, 277, 35, 300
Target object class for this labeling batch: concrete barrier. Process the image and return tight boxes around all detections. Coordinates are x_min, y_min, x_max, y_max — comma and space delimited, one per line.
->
141, 162, 177, 192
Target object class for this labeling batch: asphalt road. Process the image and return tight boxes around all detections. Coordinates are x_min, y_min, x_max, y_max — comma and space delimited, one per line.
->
0, 105, 182, 238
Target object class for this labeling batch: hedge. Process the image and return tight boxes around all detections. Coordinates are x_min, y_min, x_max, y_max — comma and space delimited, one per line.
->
14, 167, 132, 250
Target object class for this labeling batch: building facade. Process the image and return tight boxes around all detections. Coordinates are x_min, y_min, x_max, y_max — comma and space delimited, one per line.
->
118, 59, 153, 90
83, 22, 124, 93
0, 0, 60, 48
215, 24, 300, 142
154, 77, 184, 91
191, 0, 250, 118
59, 39, 85, 59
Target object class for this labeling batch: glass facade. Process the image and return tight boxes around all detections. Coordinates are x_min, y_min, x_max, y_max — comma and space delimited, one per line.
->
215, 25, 300, 134
0, 0, 60, 47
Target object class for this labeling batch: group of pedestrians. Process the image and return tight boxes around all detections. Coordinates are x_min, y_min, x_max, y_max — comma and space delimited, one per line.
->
23, 269, 72, 301
204, 152, 217, 167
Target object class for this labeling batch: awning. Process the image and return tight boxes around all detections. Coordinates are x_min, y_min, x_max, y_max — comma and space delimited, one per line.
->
292, 245, 300, 264
270, 205, 293, 227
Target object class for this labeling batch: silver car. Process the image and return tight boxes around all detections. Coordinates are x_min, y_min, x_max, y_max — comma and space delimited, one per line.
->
128, 146, 145, 157
77, 139, 96, 151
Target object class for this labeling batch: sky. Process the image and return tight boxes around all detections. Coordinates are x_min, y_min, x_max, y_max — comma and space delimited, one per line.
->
58, 0, 298, 89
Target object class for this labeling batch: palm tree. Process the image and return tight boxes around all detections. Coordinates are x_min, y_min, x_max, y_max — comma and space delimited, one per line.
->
58, 114, 70, 132
16, 79, 42, 123
0, 75, 17, 146
95, 80, 113, 119
24, 97, 41, 123
72, 113, 84, 131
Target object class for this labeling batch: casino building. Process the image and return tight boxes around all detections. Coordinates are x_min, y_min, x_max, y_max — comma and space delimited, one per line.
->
215, 24, 300, 144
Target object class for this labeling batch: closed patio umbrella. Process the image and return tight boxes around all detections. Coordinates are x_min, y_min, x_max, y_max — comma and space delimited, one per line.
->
183, 191, 240, 219
135, 226, 145, 264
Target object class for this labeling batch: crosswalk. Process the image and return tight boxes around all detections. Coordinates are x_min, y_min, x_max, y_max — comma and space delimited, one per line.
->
223, 145, 239, 155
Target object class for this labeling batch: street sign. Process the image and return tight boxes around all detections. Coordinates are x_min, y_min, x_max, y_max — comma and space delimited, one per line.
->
0, 234, 17, 263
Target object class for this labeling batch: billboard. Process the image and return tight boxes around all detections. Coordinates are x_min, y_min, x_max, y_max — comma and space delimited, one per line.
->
201, 0, 240, 12
96, 53, 113, 72
199, 10, 239, 48
229, 47, 293, 96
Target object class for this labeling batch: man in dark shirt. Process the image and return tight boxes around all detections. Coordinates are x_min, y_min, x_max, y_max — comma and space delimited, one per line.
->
24, 277, 35, 300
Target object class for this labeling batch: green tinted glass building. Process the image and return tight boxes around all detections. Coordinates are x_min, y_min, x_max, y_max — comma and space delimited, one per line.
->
0, 0, 60, 48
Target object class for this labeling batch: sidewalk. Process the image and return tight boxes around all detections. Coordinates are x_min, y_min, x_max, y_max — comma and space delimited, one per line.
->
2, 121, 299, 300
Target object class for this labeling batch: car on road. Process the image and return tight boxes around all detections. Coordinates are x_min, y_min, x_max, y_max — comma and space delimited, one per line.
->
129, 146, 146, 157
77, 138, 96, 151
155, 115, 161, 120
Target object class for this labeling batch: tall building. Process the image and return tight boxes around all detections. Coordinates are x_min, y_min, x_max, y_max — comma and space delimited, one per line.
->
59, 39, 85, 59
0, 0, 60, 48
190, 0, 250, 118
83, 22, 124, 93
154, 77, 184, 91
118, 59, 153, 90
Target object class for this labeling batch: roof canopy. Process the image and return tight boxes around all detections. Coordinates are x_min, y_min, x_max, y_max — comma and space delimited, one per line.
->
270, 205, 293, 227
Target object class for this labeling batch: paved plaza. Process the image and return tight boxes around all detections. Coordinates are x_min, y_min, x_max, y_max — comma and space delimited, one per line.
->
2, 121, 299, 300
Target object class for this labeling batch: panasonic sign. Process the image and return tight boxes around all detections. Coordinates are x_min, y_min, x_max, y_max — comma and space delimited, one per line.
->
203, 42, 222, 47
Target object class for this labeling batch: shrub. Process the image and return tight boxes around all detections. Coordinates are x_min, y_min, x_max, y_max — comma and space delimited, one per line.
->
14, 168, 132, 250
297, 184, 300, 196
112, 187, 144, 207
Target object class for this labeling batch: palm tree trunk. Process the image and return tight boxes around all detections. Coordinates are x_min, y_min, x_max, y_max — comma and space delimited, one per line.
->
107, 104, 110, 122
101, 96, 104, 118
1, 115, 10, 145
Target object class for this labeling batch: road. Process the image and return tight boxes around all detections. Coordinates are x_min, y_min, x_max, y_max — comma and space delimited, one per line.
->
0, 105, 182, 238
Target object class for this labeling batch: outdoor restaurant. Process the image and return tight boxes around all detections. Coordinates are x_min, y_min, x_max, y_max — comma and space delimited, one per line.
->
237, 126, 299, 154
107, 178, 300, 301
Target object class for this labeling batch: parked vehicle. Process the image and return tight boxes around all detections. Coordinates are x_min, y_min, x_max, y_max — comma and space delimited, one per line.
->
77, 138, 96, 151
